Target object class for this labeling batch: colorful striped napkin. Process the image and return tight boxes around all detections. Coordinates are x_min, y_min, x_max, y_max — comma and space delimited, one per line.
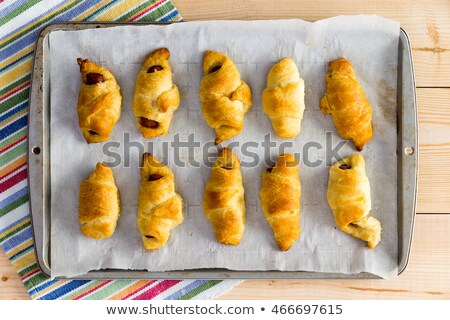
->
0, 0, 240, 300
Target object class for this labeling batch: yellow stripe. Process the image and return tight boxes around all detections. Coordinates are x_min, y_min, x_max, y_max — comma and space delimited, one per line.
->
0, 60, 33, 88
0, 1, 77, 47
12, 251, 36, 272
108, 280, 152, 300
0, 155, 26, 177
0, 45, 33, 70
31, 280, 67, 299
96, 0, 143, 20
74, 0, 112, 21
0, 216, 29, 239
5, 240, 33, 258
0, 109, 27, 127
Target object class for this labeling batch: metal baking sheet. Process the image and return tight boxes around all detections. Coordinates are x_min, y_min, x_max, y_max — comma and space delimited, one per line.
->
27, 22, 418, 279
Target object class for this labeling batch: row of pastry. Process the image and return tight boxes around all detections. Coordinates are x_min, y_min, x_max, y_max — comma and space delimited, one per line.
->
77, 48, 373, 151
79, 149, 381, 251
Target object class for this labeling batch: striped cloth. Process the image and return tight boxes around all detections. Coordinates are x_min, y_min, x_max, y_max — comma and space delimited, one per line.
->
0, 0, 240, 300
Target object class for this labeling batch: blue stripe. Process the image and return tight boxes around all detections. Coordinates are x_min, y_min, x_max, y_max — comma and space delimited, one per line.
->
156, 9, 179, 22
0, 101, 27, 122
0, 186, 28, 208
1, 226, 32, 250
165, 280, 206, 300
0, 50, 33, 74
82, 0, 119, 21
0, 214, 29, 234
9, 243, 33, 260
38, 280, 92, 300
0, 114, 27, 140
0, 0, 29, 19
32, 279, 60, 293
0, 0, 101, 58
0, 0, 70, 43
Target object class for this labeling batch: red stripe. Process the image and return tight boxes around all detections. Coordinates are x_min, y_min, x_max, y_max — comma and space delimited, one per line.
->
0, 163, 26, 181
0, 135, 26, 153
129, 0, 164, 21
21, 268, 40, 281
0, 168, 27, 192
0, 81, 30, 102
122, 281, 156, 300
74, 280, 112, 300
133, 280, 181, 300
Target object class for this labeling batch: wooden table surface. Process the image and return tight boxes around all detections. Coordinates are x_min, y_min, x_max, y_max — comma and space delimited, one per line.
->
1, 0, 449, 300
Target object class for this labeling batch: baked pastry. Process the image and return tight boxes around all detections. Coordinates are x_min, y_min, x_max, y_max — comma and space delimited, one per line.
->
78, 163, 121, 239
203, 147, 245, 245
138, 153, 184, 250
132, 48, 180, 138
327, 154, 381, 248
259, 153, 301, 251
320, 58, 373, 151
200, 50, 252, 144
262, 58, 305, 138
77, 58, 122, 143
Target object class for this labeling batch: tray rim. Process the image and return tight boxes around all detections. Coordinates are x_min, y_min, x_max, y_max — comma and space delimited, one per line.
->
27, 21, 418, 280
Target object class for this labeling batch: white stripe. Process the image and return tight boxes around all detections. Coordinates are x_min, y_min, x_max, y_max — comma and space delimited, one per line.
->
0, 159, 27, 184
0, 176, 27, 198
155, 8, 177, 22
125, 281, 161, 300
0, 198, 29, 231
153, 280, 196, 299
190, 280, 241, 300
0, 0, 69, 48
57, 281, 103, 300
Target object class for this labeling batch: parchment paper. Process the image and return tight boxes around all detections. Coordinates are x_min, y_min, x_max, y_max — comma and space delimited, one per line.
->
49, 16, 399, 278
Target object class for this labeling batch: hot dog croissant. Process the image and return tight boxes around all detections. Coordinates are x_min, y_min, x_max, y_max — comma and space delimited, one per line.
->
260, 154, 301, 251
133, 48, 180, 138
327, 154, 381, 248
320, 58, 373, 151
77, 58, 122, 143
203, 148, 245, 245
200, 50, 252, 144
78, 163, 121, 239
138, 153, 184, 250
262, 58, 305, 138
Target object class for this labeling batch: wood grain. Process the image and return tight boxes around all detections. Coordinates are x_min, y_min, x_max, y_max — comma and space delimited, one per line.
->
172, 0, 450, 88
218, 214, 450, 300
0, 249, 30, 300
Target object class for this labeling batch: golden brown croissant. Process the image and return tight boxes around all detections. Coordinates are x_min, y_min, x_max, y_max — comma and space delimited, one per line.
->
327, 154, 381, 248
138, 153, 184, 250
203, 148, 245, 245
262, 58, 305, 138
78, 163, 121, 239
133, 48, 180, 138
320, 58, 373, 151
77, 58, 122, 143
259, 153, 301, 251
200, 50, 252, 144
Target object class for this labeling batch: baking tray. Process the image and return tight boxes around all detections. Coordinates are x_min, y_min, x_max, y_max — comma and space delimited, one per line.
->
27, 22, 418, 279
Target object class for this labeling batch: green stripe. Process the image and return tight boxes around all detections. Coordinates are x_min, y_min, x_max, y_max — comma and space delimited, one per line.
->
0, 194, 28, 218
0, 0, 83, 50
0, 74, 30, 96
18, 263, 37, 278
83, 0, 118, 20
116, 1, 153, 21
0, 220, 31, 243
0, 87, 29, 114
61, 281, 105, 300
1, 0, 42, 25
179, 280, 222, 300
138, 3, 175, 21
24, 270, 50, 291
0, 128, 27, 150
0, 141, 27, 166
81, 280, 135, 300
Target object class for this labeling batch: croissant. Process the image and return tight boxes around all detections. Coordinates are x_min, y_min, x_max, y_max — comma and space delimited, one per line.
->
327, 154, 381, 248
320, 58, 373, 151
203, 147, 245, 245
259, 153, 301, 251
133, 48, 180, 138
262, 58, 305, 138
138, 153, 184, 250
77, 58, 122, 143
200, 50, 252, 144
78, 163, 121, 239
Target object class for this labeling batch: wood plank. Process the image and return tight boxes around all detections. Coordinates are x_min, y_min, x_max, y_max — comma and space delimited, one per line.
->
172, 0, 450, 87
218, 214, 450, 299
0, 249, 30, 300
417, 88, 450, 213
